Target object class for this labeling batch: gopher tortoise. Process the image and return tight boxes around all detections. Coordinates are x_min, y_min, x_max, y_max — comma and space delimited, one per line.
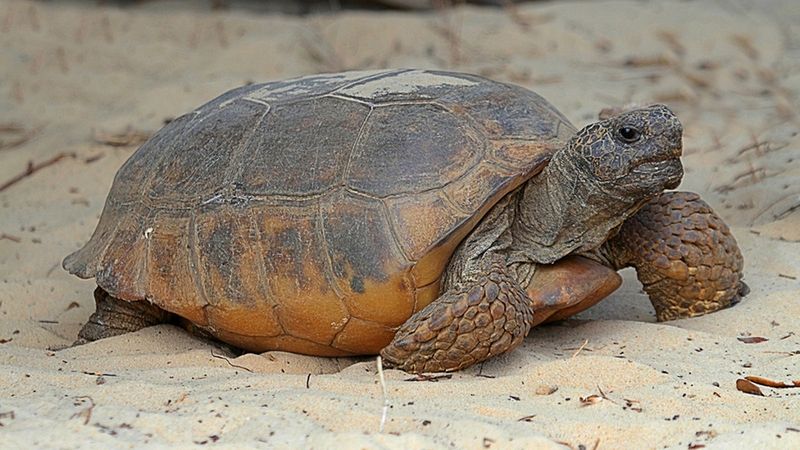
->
64, 69, 746, 373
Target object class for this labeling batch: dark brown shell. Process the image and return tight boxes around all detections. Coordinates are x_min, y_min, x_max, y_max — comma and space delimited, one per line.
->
64, 69, 575, 355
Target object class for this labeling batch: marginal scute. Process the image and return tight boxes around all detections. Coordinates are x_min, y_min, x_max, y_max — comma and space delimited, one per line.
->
145, 210, 207, 325
213, 330, 353, 357
253, 202, 349, 344
62, 196, 120, 278
95, 208, 154, 301
206, 303, 283, 339
332, 317, 397, 354
195, 206, 264, 308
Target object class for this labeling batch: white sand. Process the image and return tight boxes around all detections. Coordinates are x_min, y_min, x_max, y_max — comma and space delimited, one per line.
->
1, 0, 798, 448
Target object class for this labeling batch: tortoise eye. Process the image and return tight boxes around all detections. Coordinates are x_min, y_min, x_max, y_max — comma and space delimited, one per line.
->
618, 126, 641, 143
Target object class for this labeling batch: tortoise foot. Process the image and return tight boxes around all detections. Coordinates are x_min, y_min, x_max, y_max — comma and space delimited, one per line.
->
602, 191, 746, 321
76, 287, 173, 344
380, 261, 533, 373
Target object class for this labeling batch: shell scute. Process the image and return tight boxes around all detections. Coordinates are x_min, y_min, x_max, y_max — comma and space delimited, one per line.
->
239, 97, 369, 196
347, 102, 485, 197
144, 210, 207, 325
147, 100, 269, 202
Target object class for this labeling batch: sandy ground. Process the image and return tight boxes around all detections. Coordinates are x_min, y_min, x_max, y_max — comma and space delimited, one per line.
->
1, 0, 799, 448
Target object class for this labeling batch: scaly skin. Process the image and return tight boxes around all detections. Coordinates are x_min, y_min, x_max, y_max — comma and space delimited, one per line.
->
76, 287, 172, 345
380, 261, 533, 373
600, 191, 747, 321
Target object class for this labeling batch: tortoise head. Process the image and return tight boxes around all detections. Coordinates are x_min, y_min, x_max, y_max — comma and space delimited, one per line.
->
568, 104, 684, 196
514, 105, 686, 263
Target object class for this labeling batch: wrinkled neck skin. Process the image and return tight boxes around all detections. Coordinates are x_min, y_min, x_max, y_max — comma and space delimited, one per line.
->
509, 143, 647, 265
442, 142, 648, 292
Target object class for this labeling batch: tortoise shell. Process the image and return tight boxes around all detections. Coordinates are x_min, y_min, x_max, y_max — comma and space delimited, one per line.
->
64, 69, 576, 355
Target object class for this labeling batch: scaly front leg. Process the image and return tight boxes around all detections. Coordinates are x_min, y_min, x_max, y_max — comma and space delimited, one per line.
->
600, 191, 748, 321
380, 259, 534, 373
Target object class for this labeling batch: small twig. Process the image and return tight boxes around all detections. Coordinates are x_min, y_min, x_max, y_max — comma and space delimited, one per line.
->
778, 273, 798, 280
763, 350, 800, 357
737, 336, 768, 344
731, 34, 759, 60
752, 190, 800, 223
431, 0, 462, 67
476, 362, 495, 378
597, 385, 613, 402
376, 356, 389, 433
83, 153, 104, 164
0, 152, 76, 192
92, 127, 151, 147
79, 370, 117, 377
776, 202, 800, 221
0, 123, 43, 151
580, 385, 618, 408
498, 0, 552, 30
571, 339, 589, 358
210, 349, 252, 372
0, 233, 21, 242
736, 140, 769, 156
70, 396, 95, 425
45, 261, 60, 277
623, 398, 643, 413
745, 376, 800, 388
404, 373, 452, 382
0, 124, 24, 132
301, 27, 346, 73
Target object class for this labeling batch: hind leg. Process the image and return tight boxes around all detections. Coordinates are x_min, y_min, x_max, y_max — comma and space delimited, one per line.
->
600, 191, 747, 321
75, 287, 173, 344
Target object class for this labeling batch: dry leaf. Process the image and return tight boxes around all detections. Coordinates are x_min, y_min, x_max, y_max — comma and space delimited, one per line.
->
737, 336, 768, 344
534, 384, 558, 395
579, 394, 603, 407
735, 378, 764, 396
745, 376, 800, 388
